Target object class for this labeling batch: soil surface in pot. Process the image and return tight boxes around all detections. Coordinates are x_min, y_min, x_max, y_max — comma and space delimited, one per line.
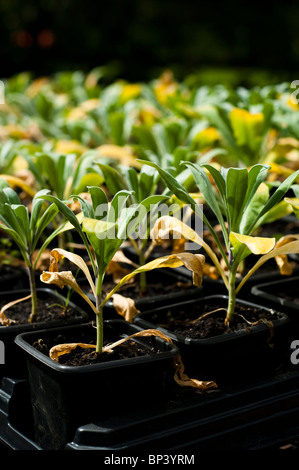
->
103, 274, 194, 299
147, 302, 281, 339
81, 272, 194, 299
0, 297, 78, 325
32, 333, 163, 367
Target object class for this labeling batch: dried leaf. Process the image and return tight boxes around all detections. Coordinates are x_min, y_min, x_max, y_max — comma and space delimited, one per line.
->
273, 234, 299, 275
48, 248, 96, 297
102, 252, 205, 310
236, 236, 299, 294
150, 216, 228, 289
107, 261, 133, 284
112, 293, 140, 322
230, 232, 276, 255
96, 145, 141, 168
0, 294, 32, 326
107, 249, 138, 283
0, 174, 36, 198
172, 237, 187, 254
50, 343, 96, 361
41, 270, 98, 315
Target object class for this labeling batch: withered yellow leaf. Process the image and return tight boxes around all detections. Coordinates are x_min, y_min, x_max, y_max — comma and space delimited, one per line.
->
150, 216, 228, 288
50, 343, 96, 362
112, 293, 140, 322
41, 270, 98, 315
230, 232, 276, 255
101, 252, 205, 309
48, 248, 96, 297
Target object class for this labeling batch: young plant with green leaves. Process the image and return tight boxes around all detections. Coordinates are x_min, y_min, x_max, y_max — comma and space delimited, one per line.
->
0, 179, 76, 323
97, 160, 201, 294
139, 160, 299, 325
38, 185, 186, 354
96, 162, 172, 294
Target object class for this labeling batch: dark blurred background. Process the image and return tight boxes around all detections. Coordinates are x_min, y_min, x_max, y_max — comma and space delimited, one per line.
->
0, 0, 299, 86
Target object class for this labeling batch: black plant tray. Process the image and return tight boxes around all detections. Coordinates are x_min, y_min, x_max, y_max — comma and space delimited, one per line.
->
1, 361, 299, 451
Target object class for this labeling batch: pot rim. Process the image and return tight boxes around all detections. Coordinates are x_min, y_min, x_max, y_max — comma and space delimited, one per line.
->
0, 288, 89, 333
251, 276, 299, 310
14, 319, 179, 374
134, 295, 289, 345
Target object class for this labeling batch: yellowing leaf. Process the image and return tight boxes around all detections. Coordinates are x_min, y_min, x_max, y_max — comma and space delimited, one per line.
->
67, 99, 100, 121
25, 77, 50, 97
285, 197, 299, 210
236, 237, 299, 294
41, 270, 98, 315
47, 247, 96, 296
50, 343, 96, 361
229, 108, 264, 151
230, 232, 276, 255
101, 252, 205, 308
119, 82, 142, 103
150, 216, 228, 288
112, 293, 140, 322
0, 294, 32, 326
275, 254, 294, 276
54, 140, 88, 155
0, 174, 36, 198
96, 145, 141, 168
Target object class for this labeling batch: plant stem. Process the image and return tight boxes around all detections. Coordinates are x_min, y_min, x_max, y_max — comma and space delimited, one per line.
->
28, 263, 38, 323
225, 267, 237, 325
138, 247, 147, 295
95, 274, 103, 354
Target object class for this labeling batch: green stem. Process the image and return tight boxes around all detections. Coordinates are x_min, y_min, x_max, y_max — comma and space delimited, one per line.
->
28, 263, 38, 323
138, 247, 147, 295
225, 267, 237, 325
95, 274, 103, 354
81, 231, 97, 278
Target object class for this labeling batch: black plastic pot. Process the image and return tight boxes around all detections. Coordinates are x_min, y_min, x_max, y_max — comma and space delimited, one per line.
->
134, 295, 291, 384
251, 276, 299, 323
14, 320, 179, 450
0, 288, 89, 382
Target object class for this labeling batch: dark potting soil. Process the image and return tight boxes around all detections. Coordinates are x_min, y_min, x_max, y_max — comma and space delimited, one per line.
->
32, 333, 161, 366
150, 302, 280, 339
0, 297, 77, 325
81, 273, 194, 299
102, 276, 193, 299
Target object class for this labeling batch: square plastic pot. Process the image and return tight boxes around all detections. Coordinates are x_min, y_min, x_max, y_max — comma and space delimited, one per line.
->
0, 288, 89, 382
251, 276, 299, 323
14, 320, 179, 450
133, 295, 291, 384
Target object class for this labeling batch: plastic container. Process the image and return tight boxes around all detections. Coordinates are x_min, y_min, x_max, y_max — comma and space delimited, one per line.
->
14, 320, 179, 450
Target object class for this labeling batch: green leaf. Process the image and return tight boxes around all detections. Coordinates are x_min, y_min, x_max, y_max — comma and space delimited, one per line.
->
37, 194, 83, 234
73, 173, 105, 194
250, 169, 299, 231
87, 186, 108, 220
183, 162, 228, 243
30, 189, 52, 232
96, 162, 126, 195
225, 167, 248, 232
239, 183, 270, 234
108, 190, 134, 223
